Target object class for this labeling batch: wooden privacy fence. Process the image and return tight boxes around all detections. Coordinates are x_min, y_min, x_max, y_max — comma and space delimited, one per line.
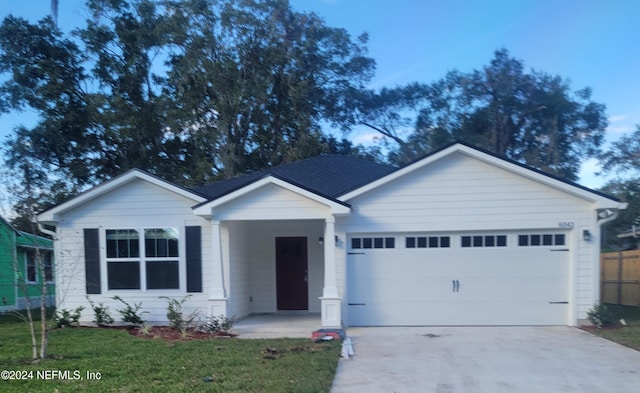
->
601, 250, 640, 307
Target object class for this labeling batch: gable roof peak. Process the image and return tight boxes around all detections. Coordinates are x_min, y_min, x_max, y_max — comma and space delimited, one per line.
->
192, 154, 396, 201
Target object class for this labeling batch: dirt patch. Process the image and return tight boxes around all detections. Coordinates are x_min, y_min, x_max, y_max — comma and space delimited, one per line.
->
262, 344, 333, 360
579, 325, 622, 333
81, 325, 236, 341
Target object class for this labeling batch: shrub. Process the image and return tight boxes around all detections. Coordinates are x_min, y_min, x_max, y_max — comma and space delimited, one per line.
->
112, 296, 147, 327
86, 296, 114, 326
160, 295, 199, 335
587, 303, 619, 328
139, 323, 153, 336
199, 314, 235, 335
54, 306, 84, 328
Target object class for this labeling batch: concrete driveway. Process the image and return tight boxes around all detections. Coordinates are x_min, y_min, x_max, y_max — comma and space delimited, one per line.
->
330, 327, 640, 393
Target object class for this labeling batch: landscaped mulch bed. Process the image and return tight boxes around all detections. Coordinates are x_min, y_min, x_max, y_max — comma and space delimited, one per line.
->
83, 325, 237, 340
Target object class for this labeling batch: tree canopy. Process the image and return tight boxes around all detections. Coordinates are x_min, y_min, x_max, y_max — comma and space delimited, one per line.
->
0, 2, 610, 229
0, 0, 376, 223
354, 49, 607, 181
596, 125, 640, 250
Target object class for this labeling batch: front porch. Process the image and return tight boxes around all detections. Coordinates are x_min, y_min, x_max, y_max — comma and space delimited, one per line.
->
232, 313, 321, 338
192, 175, 349, 328
207, 218, 344, 328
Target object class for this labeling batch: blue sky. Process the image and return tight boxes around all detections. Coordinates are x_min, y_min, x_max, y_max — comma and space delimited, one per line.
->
0, 0, 638, 197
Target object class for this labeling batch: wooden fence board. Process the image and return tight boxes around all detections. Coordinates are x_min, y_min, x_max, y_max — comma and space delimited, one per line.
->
601, 250, 640, 307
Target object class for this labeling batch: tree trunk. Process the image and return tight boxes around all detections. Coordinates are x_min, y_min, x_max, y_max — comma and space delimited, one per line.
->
25, 304, 38, 360
36, 248, 48, 359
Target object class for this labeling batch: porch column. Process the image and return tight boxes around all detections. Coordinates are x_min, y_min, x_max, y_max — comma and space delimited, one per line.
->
209, 220, 228, 317
320, 217, 341, 327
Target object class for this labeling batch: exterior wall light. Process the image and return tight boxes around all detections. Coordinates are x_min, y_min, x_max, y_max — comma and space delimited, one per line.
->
319, 236, 339, 245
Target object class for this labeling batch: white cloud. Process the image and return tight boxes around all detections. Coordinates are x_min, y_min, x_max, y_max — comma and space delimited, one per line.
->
608, 115, 628, 123
351, 131, 381, 145
607, 125, 635, 135
578, 158, 609, 189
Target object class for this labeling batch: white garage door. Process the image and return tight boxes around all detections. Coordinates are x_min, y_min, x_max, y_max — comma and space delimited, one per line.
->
347, 231, 570, 326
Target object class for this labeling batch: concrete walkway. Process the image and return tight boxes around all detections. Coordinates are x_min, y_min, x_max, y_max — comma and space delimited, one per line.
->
331, 326, 640, 393
232, 313, 320, 338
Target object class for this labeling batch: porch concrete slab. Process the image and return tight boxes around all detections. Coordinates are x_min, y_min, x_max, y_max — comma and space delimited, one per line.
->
331, 326, 640, 393
232, 313, 320, 339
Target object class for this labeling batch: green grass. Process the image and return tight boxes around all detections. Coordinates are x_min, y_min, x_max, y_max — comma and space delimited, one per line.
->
0, 313, 341, 392
589, 305, 640, 351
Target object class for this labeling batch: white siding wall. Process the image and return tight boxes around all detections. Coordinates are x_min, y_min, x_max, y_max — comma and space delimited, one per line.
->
340, 152, 599, 324
214, 183, 334, 220
54, 179, 210, 324
334, 223, 348, 299
226, 221, 251, 319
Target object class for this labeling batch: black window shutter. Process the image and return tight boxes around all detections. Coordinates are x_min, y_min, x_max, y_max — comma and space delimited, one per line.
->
84, 228, 101, 294
186, 226, 202, 293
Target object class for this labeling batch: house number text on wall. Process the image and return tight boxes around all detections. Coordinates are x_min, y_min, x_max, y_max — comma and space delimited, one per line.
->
558, 221, 574, 228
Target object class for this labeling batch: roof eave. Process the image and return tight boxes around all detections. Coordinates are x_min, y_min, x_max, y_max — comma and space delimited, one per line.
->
192, 174, 351, 218
339, 142, 623, 208
37, 169, 208, 225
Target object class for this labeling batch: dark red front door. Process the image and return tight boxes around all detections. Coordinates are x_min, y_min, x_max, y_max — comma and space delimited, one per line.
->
276, 237, 308, 310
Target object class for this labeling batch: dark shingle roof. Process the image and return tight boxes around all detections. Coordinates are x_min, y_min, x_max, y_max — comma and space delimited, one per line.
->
191, 155, 396, 201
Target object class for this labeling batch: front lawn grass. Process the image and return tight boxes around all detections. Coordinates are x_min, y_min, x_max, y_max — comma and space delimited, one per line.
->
589, 304, 640, 351
0, 313, 341, 392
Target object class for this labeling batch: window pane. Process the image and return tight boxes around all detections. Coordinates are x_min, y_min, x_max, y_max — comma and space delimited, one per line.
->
385, 238, 395, 248
417, 237, 427, 248
461, 236, 471, 247
497, 236, 507, 247
106, 230, 139, 258
485, 236, 495, 247
374, 238, 384, 248
543, 234, 553, 246
108, 262, 140, 289
531, 235, 541, 246
145, 238, 156, 257
351, 238, 361, 249
44, 252, 53, 281
363, 238, 372, 249
406, 237, 415, 248
168, 238, 179, 256
473, 236, 483, 247
26, 252, 36, 282
440, 237, 450, 248
106, 237, 117, 258
428, 237, 439, 248
145, 228, 179, 257
518, 235, 528, 246
555, 234, 565, 246
146, 261, 179, 289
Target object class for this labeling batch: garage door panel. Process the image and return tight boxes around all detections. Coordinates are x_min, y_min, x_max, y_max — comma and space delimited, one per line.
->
349, 299, 567, 326
349, 276, 446, 301
347, 231, 570, 326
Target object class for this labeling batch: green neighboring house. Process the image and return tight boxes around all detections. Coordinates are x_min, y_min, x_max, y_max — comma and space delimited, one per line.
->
0, 216, 55, 312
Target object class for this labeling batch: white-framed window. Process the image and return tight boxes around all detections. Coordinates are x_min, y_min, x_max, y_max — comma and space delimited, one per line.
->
518, 233, 566, 247
25, 250, 53, 284
461, 235, 507, 248
105, 228, 180, 290
405, 236, 451, 248
351, 237, 395, 249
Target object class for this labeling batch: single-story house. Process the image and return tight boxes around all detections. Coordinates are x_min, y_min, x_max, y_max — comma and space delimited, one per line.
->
0, 216, 55, 312
37, 142, 626, 327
